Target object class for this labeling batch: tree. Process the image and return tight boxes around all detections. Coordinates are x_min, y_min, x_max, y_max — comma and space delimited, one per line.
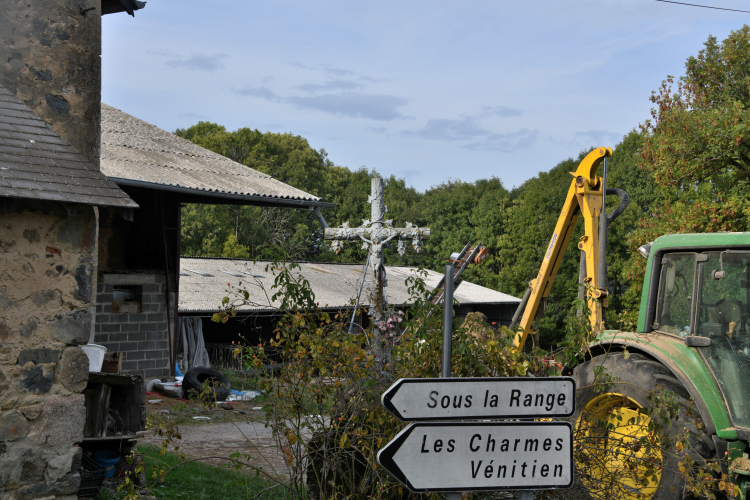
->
639, 25, 750, 236
176, 123, 335, 261
176, 123, 330, 197
621, 26, 750, 319
222, 234, 250, 259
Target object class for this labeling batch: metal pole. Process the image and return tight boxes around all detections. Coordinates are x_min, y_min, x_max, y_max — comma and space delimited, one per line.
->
518, 490, 535, 500
348, 250, 370, 334
597, 156, 608, 291
442, 264, 454, 379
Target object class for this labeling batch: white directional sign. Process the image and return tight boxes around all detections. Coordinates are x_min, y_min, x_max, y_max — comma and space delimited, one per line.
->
381, 377, 575, 421
377, 421, 573, 492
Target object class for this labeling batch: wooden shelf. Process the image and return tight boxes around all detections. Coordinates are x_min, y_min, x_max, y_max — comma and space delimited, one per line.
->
82, 433, 138, 442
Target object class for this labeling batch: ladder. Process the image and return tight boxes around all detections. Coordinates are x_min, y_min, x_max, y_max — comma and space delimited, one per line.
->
429, 242, 488, 304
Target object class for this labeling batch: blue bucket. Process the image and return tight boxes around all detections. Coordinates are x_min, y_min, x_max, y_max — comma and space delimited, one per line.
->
92, 450, 120, 479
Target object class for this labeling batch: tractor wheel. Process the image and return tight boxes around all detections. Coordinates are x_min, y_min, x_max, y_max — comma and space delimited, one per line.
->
572, 352, 715, 500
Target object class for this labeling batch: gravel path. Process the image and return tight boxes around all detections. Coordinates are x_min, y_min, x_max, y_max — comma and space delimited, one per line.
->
139, 419, 291, 481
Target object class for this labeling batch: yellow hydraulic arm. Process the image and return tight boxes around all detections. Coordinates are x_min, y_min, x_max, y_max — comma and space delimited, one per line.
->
513, 147, 613, 349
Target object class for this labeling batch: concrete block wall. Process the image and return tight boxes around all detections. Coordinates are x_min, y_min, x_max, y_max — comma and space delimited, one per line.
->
94, 273, 170, 379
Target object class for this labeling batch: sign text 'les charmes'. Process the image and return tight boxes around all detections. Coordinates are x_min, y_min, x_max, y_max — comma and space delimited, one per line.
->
381, 377, 575, 421
377, 421, 573, 492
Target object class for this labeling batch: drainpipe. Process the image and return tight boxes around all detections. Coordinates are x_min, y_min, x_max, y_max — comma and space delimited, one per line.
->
313, 206, 329, 229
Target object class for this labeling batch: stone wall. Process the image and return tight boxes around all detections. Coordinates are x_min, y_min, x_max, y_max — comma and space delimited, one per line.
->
0, 0, 102, 167
0, 200, 96, 499
94, 274, 171, 379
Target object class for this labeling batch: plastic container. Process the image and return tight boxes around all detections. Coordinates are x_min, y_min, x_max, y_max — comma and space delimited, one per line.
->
80, 344, 107, 372
92, 449, 120, 479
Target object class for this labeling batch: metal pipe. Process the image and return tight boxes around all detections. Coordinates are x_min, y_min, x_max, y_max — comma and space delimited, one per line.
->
605, 187, 629, 224
348, 250, 371, 334
597, 156, 608, 292
510, 287, 532, 330
442, 264, 454, 378
313, 206, 329, 229
518, 490, 534, 500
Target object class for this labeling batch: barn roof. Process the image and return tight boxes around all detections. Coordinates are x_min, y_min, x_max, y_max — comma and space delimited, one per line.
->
101, 104, 333, 208
179, 257, 521, 313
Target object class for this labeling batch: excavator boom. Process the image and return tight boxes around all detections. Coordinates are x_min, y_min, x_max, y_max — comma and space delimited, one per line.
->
512, 147, 616, 349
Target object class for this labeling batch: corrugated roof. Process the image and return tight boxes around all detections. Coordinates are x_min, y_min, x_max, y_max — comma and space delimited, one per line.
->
179, 257, 521, 313
0, 85, 137, 208
101, 104, 331, 207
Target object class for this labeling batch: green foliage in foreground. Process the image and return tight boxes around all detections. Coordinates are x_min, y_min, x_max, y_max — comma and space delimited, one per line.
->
136, 444, 286, 500
211, 262, 730, 500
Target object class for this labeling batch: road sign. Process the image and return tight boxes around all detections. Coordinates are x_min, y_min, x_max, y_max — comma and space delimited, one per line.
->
381, 377, 575, 421
377, 421, 573, 492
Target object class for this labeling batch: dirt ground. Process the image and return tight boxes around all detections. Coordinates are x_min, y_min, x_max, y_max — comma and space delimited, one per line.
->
140, 395, 292, 481
138, 396, 588, 500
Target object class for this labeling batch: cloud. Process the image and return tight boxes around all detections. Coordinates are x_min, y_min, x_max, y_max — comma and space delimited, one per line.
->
405, 117, 491, 141
165, 54, 227, 72
236, 86, 279, 100
286, 93, 408, 120
464, 129, 538, 152
296, 80, 363, 92
359, 76, 388, 84
402, 105, 524, 144
481, 105, 522, 117
367, 126, 387, 133
322, 65, 355, 77
236, 86, 408, 121
289, 62, 315, 70
180, 112, 207, 122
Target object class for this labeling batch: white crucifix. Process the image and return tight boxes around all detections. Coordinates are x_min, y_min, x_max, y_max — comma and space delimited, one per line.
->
324, 178, 430, 348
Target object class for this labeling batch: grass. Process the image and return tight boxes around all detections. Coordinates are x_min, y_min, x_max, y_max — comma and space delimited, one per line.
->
134, 444, 288, 500
221, 369, 257, 392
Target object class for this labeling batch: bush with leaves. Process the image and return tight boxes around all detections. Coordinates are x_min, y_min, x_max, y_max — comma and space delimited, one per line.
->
227, 266, 541, 499
115, 259, 732, 500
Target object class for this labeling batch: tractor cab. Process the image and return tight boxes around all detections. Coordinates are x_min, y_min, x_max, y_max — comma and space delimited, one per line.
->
640, 234, 750, 430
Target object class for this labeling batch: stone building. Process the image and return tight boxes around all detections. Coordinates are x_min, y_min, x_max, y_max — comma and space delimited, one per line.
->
95, 104, 332, 379
0, 1, 142, 498
0, 2, 329, 493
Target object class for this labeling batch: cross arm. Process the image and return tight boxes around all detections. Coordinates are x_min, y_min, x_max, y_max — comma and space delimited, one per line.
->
323, 224, 430, 242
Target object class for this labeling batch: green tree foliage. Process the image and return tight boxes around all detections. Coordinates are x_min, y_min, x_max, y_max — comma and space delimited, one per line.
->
418, 178, 509, 271
640, 25, 750, 236
622, 25, 750, 319
176, 123, 335, 262
180, 203, 315, 261
178, 27, 750, 348
175, 123, 424, 264
176, 123, 330, 196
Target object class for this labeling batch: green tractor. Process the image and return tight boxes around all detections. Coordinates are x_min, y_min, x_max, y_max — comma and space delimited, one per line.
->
512, 148, 750, 499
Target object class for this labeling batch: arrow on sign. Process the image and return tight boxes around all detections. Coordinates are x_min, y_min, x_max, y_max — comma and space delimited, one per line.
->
381, 377, 575, 421
377, 421, 573, 492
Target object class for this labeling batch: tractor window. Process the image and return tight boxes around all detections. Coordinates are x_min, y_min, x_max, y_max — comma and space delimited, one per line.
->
697, 251, 750, 428
653, 253, 695, 336
696, 252, 749, 338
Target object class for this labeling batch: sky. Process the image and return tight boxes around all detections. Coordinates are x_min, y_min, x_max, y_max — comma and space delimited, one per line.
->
102, 0, 750, 193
